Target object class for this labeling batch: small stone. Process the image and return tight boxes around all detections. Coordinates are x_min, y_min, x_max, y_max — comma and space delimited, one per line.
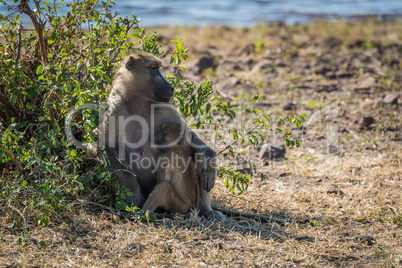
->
383, 93, 399, 105
259, 144, 286, 160
390, 57, 400, 66
195, 56, 214, 74
327, 189, 345, 196
274, 58, 287, 67
235, 168, 252, 175
252, 60, 273, 72
353, 235, 375, 245
324, 72, 337, 79
360, 76, 376, 89
283, 102, 297, 111
328, 144, 338, 154
294, 236, 315, 242
360, 116, 375, 130
315, 66, 332, 75
317, 85, 339, 92
335, 70, 354, 78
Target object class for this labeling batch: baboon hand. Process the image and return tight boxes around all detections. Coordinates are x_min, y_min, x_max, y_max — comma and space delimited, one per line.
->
196, 156, 217, 192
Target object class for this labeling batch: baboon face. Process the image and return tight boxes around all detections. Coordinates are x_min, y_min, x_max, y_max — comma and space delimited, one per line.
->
120, 52, 174, 102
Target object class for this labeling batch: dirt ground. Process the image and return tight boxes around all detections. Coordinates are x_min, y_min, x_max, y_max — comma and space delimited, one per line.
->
1, 21, 401, 267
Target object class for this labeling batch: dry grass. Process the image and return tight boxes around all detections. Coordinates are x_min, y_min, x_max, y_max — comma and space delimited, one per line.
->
1, 21, 401, 267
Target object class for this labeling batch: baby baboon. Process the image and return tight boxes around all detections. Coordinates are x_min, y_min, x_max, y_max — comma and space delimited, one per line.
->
142, 123, 200, 214
100, 51, 224, 220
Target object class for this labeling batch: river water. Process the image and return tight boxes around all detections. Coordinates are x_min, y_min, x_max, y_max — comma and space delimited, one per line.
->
1, 0, 401, 26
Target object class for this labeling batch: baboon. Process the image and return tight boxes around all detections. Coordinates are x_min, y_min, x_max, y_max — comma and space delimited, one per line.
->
142, 123, 200, 214
100, 51, 224, 220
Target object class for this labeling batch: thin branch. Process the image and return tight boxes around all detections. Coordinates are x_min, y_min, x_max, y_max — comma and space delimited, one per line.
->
110, 17, 137, 63
217, 124, 259, 155
7, 200, 27, 229
18, 0, 47, 64
15, 23, 23, 65
214, 206, 292, 224
83, 169, 136, 200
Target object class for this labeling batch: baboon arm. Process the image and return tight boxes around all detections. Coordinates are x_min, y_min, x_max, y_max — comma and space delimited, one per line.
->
190, 131, 217, 192
142, 181, 193, 214
104, 147, 144, 206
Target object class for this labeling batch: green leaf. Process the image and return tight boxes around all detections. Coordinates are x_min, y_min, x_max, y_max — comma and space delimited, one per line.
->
36, 65, 43, 75
205, 103, 211, 113
70, 149, 77, 157
39, 241, 48, 247
295, 118, 301, 128
295, 140, 301, 148
39, 216, 50, 227
308, 220, 316, 227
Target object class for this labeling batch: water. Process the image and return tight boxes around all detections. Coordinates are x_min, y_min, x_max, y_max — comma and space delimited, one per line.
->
1, 0, 401, 27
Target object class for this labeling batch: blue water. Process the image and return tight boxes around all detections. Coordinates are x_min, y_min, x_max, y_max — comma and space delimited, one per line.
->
1, 0, 401, 26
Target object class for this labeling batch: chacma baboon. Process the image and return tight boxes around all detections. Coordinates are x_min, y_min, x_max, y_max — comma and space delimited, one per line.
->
100, 51, 224, 220
142, 123, 200, 214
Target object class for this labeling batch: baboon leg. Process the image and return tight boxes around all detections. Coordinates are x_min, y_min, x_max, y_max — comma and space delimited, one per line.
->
105, 147, 144, 206
142, 181, 192, 214
200, 189, 225, 221
116, 170, 144, 206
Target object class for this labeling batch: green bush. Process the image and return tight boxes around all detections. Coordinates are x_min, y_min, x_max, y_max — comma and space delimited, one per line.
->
0, 0, 303, 230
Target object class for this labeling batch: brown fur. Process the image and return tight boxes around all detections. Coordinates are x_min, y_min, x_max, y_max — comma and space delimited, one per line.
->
100, 51, 224, 220
142, 123, 201, 214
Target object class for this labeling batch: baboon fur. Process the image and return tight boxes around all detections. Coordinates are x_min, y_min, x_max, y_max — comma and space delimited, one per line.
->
142, 123, 201, 214
100, 51, 224, 220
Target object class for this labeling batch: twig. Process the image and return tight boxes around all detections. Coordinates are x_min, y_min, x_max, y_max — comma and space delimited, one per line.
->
84, 168, 136, 200
18, 0, 47, 64
214, 206, 292, 224
110, 17, 137, 63
15, 23, 23, 65
217, 124, 259, 155
72, 199, 115, 213
7, 200, 27, 229
119, 210, 189, 221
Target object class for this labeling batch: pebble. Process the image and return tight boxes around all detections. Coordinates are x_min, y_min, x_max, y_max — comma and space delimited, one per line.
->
327, 189, 345, 196
353, 235, 376, 245
359, 116, 375, 130
383, 93, 399, 105
283, 102, 297, 111
259, 143, 286, 160
335, 70, 354, 78
195, 56, 214, 74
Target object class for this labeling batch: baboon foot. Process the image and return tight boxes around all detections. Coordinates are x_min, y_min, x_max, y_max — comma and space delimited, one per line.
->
202, 210, 225, 221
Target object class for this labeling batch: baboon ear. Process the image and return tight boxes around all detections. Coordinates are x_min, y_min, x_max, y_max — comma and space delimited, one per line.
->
125, 56, 136, 70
